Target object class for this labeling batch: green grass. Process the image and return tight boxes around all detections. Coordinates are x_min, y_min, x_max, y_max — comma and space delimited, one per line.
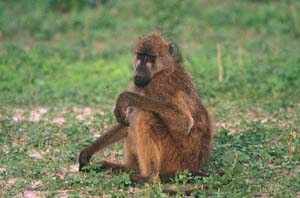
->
0, 0, 300, 197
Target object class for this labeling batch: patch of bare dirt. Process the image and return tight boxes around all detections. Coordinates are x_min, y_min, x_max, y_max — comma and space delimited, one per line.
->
28, 150, 44, 160
13, 109, 25, 123
28, 107, 48, 122
7, 106, 105, 126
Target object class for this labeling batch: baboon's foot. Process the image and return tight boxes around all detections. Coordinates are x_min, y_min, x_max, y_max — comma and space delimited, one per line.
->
130, 174, 150, 184
97, 160, 127, 172
79, 150, 91, 172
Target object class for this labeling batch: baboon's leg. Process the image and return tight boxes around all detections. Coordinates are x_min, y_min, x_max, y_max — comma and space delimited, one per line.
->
199, 132, 212, 166
131, 111, 163, 183
124, 139, 139, 171
198, 113, 213, 166
79, 124, 128, 171
97, 137, 140, 172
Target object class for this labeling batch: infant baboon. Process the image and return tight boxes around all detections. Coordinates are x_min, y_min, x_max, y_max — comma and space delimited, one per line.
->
79, 32, 213, 184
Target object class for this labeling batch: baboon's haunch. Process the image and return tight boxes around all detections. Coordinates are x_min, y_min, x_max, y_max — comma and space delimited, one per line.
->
79, 32, 213, 185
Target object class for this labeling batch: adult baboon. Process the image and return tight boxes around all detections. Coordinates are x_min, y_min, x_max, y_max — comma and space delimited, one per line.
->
79, 32, 213, 184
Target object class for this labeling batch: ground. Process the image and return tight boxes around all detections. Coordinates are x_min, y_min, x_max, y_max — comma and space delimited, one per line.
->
0, 0, 300, 197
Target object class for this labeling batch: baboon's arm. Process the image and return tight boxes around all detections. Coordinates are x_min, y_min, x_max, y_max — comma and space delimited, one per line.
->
115, 92, 193, 137
79, 124, 128, 171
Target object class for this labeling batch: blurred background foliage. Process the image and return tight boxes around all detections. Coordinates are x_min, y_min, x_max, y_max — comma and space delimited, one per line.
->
0, 0, 299, 110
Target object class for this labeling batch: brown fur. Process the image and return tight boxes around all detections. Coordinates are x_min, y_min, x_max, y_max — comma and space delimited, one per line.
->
79, 33, 213, 185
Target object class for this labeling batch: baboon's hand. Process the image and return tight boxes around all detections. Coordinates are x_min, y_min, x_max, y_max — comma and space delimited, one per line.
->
79, 149, 91, 172
114, 106, 129, 126
114, 92, 135, 126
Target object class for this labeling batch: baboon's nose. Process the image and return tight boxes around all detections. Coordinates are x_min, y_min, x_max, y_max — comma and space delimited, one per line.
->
134, 74, 142, 82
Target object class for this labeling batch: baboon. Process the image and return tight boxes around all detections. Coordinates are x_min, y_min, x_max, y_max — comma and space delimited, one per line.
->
79, 32, 213, 184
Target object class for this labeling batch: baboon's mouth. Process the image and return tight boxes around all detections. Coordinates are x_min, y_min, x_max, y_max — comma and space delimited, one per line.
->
134, 76, 150, 87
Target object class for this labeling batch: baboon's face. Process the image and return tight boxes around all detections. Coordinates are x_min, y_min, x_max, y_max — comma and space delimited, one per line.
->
133, 52, 156, 87
133, 34, 174, 87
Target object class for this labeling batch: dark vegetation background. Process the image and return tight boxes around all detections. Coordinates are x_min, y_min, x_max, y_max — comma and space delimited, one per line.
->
0, 0, 299, 197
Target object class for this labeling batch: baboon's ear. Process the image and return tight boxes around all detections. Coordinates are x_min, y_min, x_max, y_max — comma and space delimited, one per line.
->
168, 42, 183, 62
168, 42, 176, 55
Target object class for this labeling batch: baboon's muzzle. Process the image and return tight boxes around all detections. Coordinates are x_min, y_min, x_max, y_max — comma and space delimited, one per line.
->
134, 64, 151, 87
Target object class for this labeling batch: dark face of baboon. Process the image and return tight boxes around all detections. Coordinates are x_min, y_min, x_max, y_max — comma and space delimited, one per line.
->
133, 33, 179, 87
133, 52, 155, 87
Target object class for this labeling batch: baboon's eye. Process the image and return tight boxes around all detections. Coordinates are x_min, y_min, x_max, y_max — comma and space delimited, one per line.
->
146, 54, 156, 63
136, 53, 156, 63
136, 53, 143, 60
